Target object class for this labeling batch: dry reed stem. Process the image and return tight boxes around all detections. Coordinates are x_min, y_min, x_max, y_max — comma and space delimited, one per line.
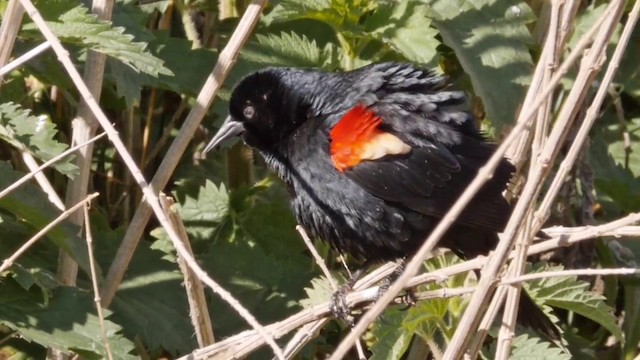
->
159, 194, 216, 347
444, 2, 626, 358
56, 0, 115, 291
100, 0, 268, 307
18, 0, 283, 357
327, 3, 616, 358
183, 213, 640, 359
0, 132, 107, 200
0, 193, 99, 274
0, 0, 24, 85
83, 203, 114, 360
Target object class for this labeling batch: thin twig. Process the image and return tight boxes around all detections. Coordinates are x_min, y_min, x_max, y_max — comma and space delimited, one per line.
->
100, 0, 268, 308
56, 0, 115, 290
183, 214, 640, 359
0, 0, 24, 86
0, 192, 99, 274
19, 0, 283, 357
296, 225, 338, 290
326, 3, 615, 358
503, 268, 640, 284
160, 194, 215, 347
534, 0, 640, 232
0, 132, 107, 200
0, 41, 51, 76
20, 151, 65, 210
444, 2, 625, 357
83, 202, 114, 360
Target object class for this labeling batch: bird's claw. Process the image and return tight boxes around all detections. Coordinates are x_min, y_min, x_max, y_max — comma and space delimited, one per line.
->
330, 283, 355, 327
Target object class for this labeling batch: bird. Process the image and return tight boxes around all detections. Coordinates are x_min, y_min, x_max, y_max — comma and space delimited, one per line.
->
203, 62, 558, 339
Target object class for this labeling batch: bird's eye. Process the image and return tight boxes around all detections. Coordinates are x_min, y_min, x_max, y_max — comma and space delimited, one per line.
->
243, 105, 256, 119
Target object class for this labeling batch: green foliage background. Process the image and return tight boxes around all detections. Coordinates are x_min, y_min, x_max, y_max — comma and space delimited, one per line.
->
0, 0, 639, 359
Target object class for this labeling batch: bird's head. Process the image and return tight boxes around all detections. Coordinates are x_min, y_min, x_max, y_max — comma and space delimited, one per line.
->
203, 68, 316, 154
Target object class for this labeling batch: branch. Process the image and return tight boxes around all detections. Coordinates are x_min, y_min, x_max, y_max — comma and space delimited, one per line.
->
0, 193, 99, 274
18, 0, 283, 357
181, 216, 640, 359
100, 0, 268, 308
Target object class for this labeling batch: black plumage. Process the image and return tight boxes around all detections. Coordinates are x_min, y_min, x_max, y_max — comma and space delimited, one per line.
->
204, 62, 558, 338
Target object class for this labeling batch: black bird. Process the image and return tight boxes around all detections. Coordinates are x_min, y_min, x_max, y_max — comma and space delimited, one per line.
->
204, 62, 558, 338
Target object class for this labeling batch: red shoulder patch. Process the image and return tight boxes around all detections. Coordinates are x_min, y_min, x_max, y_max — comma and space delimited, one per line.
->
330, 105, 411, 172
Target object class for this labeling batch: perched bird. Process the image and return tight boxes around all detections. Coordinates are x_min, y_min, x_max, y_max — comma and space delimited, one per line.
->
204, 62, 557, 338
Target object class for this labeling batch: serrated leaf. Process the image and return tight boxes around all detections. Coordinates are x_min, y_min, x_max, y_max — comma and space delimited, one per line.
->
263, 0, 336, 26
24, 6, 172, 77
364, 0, 440, 65
525, 265, 622, 341
424, 0, 535, 128
0, 102, 77, 176
242, 32, 333, 68
369, 307, 414, 360
482, 333, 570, 360
0, 282, 136, 359
175, 180, 230, 241
300, 276, 337, 308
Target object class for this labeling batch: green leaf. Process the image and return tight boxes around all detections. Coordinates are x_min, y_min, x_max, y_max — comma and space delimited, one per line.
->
242, 31, 335, 68
482, 333, 570, 360
590, 117, 640, 213
300, 276, 338, 308
0, 102, 77, 176
264, 0, 338, 27
525, 265, 622, 341
369, 307, 414, 360
424, 0, 535, 128
24, 5, 172, 78
363, 0, 440, 65
175, 180, 230, 242
0, 282, 136, 359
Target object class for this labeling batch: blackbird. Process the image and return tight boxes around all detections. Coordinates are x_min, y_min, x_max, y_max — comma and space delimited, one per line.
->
204, 62, 558, 338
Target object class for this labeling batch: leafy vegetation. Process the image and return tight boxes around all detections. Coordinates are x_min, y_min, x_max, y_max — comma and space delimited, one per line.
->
0, 0, 639, 359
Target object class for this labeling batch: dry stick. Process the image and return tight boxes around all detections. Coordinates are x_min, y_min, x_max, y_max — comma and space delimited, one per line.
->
507, 0, 582, 177
0, 0, 24, 86
544, 225, 640, 237
185, 214, 640, 360
184, 213, 640, 359
296, 225, 338, 291
493, 4, 640, 353
504, 268, 640, 284
443, 3, 626, 358
57, 0, 115, 291
495, 2, 566, 355
189, 258, 640, 360
279, 262, 397, 360
82, 203, 114, 360
100, 0, 268, 307
326, 6, 613, 360
0, 132, 107, 200
0, 41, 51, 76
534, 0, 640, 233
17, 1, 284, 358
0, 193, 99, 274
21, 152, 65, 210
159, 194, 215, 347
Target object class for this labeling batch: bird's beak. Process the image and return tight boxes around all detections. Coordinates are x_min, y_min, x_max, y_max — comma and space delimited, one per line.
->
202, 116, 245, 154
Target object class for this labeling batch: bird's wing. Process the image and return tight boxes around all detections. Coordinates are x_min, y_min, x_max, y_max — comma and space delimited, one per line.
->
328, 104, 514, 232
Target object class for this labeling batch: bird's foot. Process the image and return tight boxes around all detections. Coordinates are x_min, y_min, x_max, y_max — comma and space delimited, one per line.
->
375, 258, 417, 310
330, 278, 357, 327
